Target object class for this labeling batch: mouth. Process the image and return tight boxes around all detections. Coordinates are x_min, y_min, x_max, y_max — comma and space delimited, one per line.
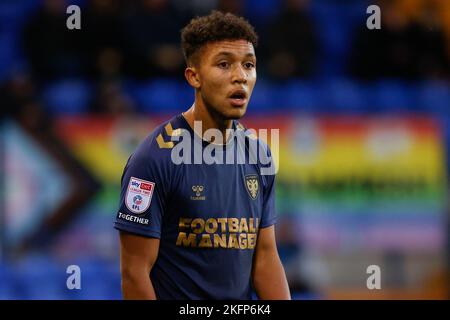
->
228, 89, 248, 107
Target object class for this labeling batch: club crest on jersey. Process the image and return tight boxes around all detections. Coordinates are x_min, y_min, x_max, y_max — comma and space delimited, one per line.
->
125, 177, 154, 214
245, 175, 259, 200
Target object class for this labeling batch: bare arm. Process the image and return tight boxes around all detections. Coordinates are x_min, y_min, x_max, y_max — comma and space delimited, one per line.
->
119, 231, 160, 300
252, 225, 291, 300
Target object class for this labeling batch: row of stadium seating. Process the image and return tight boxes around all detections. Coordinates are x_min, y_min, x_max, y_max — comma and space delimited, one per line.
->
0, 0, 369, 81
0, 255, 122, 300
0, 255, 316, 299
41, 78, 450, 115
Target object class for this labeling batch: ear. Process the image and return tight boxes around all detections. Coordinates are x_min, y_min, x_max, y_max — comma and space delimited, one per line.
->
185, 66, 201, 89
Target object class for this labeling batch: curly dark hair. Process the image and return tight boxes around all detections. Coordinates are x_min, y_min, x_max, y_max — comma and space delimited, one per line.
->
181, 10, 258, 65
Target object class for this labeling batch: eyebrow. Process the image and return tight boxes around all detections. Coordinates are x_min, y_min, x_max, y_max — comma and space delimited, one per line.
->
213, 52, 256, 59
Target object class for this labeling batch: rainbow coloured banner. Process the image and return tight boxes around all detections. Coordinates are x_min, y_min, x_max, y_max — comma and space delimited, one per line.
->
56, 114, 447, 251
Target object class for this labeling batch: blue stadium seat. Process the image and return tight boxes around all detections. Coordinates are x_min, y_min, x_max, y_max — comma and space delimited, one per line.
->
247, 80, 276, 112
177, 82, 195, 110
63, 257, 121, 300
278, 80, 318, 113
418, 81, 450, 115
244, 0, 280, 25
14, 255, 67, 299
131, 80, 186, 113
371, 80, 416, 112
0, 34, 15, 82
311, 2, 351, 76
0, 0, 40, 77
42, 80, 92, 115
319, 78, 364, 113
0, 2, 24, 32
0, 263, 19, 299
101, 263, 122, 300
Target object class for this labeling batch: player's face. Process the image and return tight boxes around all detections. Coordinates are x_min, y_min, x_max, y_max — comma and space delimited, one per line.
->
197, 40, 257, 120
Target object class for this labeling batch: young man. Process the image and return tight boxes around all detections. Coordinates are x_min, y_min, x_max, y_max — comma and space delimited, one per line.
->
114, 11, 290, 300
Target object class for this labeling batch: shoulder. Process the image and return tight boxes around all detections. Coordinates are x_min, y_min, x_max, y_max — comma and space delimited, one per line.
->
235, 120, 273, 157
128, 115, 184, 169
235, 121, 269, 148
235, 120, 277, 181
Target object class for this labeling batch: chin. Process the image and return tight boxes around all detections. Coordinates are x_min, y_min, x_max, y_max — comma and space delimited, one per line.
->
226, 109, 246, 120
226, 105, 247, 119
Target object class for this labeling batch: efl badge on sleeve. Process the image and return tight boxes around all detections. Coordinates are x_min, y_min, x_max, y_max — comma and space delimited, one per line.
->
125, 177, 155, 214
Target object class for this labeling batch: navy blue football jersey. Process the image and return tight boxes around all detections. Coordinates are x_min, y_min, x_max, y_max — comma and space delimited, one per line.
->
114, 113, 277, 300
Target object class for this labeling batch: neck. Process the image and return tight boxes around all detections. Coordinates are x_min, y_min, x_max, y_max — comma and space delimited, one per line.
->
183, 95, 233, 144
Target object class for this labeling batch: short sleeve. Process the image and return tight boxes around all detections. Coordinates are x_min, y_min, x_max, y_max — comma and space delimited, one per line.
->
114, 139, 167, 238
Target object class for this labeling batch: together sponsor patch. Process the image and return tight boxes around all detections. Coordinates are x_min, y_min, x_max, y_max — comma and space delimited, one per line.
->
118, 212, 149, 225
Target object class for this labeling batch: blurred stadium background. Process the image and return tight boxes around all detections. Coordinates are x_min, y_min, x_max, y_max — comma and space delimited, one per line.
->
1, 0, 449, 299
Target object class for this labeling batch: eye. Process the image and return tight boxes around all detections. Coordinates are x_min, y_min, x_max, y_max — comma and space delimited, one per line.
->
218, 61, 230, 69
244, 62, 255, 69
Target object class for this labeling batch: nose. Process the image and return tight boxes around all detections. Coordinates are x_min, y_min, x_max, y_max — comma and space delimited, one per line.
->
231, 65, 247, 84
